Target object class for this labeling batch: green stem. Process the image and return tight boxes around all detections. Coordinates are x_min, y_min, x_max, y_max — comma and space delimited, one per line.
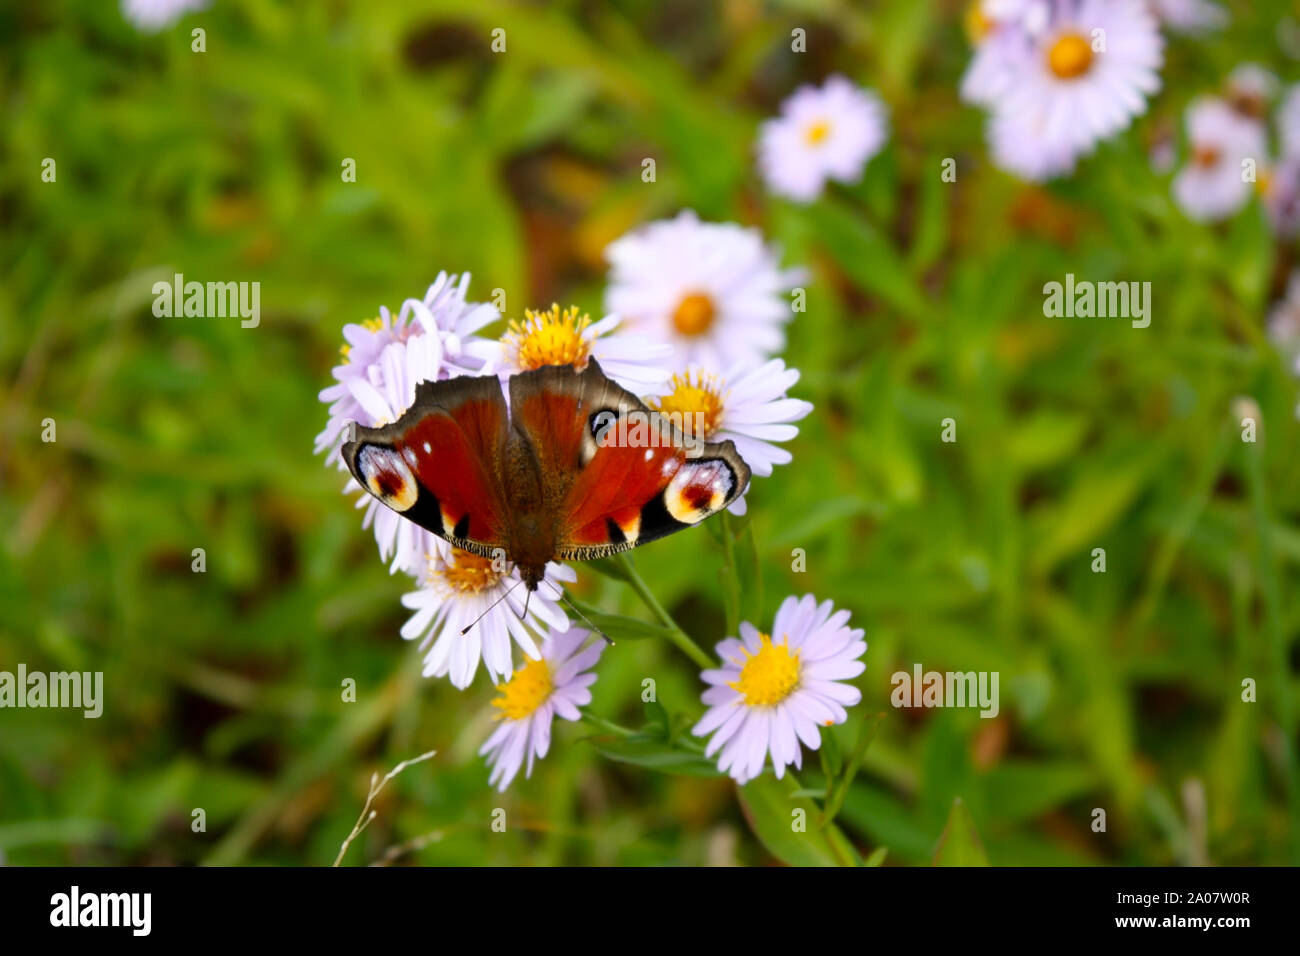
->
616, 554, 715, 670
580, 712, 637, 737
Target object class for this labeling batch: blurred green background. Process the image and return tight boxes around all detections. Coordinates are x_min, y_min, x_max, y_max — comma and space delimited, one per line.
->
3, 0, 1300, 866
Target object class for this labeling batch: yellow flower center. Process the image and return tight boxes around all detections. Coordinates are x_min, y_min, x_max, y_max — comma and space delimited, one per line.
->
505, 304, 592, 370
1047, 33, 1093, 80
671, 292, 717, 337
805, 120, 832, 145
492, 656, 553, 721
430, 548, 502, 593
1256, 166, 1274, 198
340, 316, 385, 363
964, 2, 994, 44
650, 370, 726, 438
730, 633, 801, 707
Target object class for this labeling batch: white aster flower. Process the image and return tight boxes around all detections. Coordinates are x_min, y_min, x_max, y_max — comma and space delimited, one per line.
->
494, 303, 672, 396
401, 539, 574, 690
1172, 98, 1267, 222
315, 272, 497, 468
480, 628, 602, 790
961, 0, 1049, 108
649, 359, 813, 516
692, 594, 866, 785
1146, 0, 1226, 34
987, 0, 1163, 180
757, 75, 889, 203
404, 271, 500, 379
122, 0, 208, 32
988, 105, 1082, 180
604, 211, 807, 372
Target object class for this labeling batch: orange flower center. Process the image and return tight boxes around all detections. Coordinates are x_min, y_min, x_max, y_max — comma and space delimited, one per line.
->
671, 292, 717, 337
1047, 33, 1093, 80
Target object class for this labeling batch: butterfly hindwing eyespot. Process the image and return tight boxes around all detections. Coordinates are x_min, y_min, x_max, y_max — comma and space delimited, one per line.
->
663, 457, 737, 525
356, 444, 419, 512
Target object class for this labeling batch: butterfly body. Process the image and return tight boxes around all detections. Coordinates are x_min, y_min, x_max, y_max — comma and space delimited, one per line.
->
342, 359, 750, 589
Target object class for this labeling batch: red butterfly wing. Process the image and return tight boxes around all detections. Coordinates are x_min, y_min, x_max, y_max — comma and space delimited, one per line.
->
508, 360, 750, 560
342, 374, 511, 557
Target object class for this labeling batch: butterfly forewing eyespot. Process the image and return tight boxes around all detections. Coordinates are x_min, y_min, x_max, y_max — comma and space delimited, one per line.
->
663, 458, 736, 524
356, 444, 419, 512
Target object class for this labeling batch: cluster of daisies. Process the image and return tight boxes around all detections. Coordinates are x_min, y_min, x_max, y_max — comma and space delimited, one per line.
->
317, 214, 866, 789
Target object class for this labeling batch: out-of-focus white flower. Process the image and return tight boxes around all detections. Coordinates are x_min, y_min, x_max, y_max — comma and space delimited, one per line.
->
1172, 98, 1267, 222
121, 0, 208, 32
1146, 0, 1227, 34
480, 628, 602, 790
1277, 84, 1300, 161
605, 211, 807, 373
757, 75, 889, 203
692, 594, 866, 785
1268, 272, 1300, 356
990, 0, 1164, 179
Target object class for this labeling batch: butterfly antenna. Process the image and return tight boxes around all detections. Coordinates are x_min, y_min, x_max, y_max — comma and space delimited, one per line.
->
540, 578, 614, 646
461, 579, 524, 635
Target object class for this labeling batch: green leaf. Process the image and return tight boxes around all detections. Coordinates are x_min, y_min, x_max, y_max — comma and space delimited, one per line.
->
585, 735, 722, 777
932, 797, 990, 867
864, 846, 889, 867
820, 725, 844, 782
823, 712, 885, 826
803, 198, 930, 319
566, 599, 672, 642
642, 699, 670, 741
584, 557, 633, 583
737, 774, 842, 867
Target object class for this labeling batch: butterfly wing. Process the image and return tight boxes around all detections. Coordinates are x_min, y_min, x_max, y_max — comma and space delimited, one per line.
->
508, 359, 750, 561
341, 373, 512, 559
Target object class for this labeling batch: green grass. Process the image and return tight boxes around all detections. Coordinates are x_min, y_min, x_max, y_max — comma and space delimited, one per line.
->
2, 0, 1298, 866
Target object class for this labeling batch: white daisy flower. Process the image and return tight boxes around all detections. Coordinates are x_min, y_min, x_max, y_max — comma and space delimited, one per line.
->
757, 75, 890, 203
314, 272, 498, 468
988, 104, 1083, 180
1147, 0, 1226, 34
1172, 98, 1267, 222
604, 211, 807, 373
122, 0, 208, 32
480, 628, 602, 790
692, 594, 866, 785
988, 0, 1164, 180
648, 359, 813, 516
961, 0, 1049, 108
404, 271, 501, 379
494, 303, 672, 396
401, 539, 574, 690
315, 306, 420, 468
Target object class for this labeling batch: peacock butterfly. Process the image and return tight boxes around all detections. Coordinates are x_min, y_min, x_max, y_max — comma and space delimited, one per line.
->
341, 358, 751, 591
